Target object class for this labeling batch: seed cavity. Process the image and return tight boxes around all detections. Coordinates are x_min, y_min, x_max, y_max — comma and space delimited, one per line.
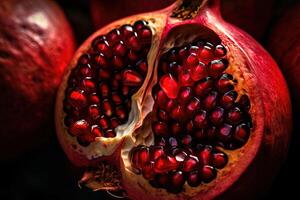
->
63, 20, 152, 145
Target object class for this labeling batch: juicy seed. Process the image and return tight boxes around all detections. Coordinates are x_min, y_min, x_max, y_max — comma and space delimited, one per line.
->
122, 70, 143, 86
159, 74, 180, 99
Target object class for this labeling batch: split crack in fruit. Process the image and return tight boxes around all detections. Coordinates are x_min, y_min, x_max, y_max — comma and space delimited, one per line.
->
55, 0, 291, 199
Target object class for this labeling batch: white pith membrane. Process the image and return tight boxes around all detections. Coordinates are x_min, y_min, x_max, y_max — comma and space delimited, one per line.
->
55, 3, 264, 200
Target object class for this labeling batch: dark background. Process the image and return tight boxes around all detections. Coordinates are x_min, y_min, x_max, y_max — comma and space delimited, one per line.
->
0, 0, 299, 199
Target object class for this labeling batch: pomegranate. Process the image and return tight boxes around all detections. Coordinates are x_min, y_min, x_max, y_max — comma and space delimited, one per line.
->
0, 0, 75, 159
90, 0, 273, 40
56, 0, 291, 199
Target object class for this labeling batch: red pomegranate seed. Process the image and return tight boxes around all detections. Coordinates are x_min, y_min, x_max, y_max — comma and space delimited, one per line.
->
154, 155, 179, 173
88, 104, 100, 120
140, 28, 152, 42
169, 171, 185, 192
168, 137, 178, 147
110, 118, 120, 129
186, 53, 199, 67
69, 119, 89, 136
181, 134, 192, 146
137, 60, 148, 75
171, 122, 182, 136
120, 25, 134, 39
170, 105, 186, 121
186, 120, 194, 133
155, 173, 169, 188
203, 91, 218, 110
189, 46, 200, 55
78, 54, 90, 65
113, 41, 127, 56
191, 62, 207, 81
115, 106, 127, 121
199, 146, 212, 165
128, 49, 139, 62
234, 123, 250, 144
155, 90, 168, 107
89, 93, 100, 104
95, 40, 112, 58
102, 99, 113, 117
220, 90, 238, 108
107, 29, 120, 45
215, 44, 227, 57
198, 45, 214, 61
98, 115, 109, 130
122, 69, 143, 86
187, 171, 201, 187
142, 161, 155, 180
69, 90, 87, 108
178, 69, 194, 86
157, 109, 169, 122
178, 87, 192, 105
77, 64, 93, 77
210, 107, 225, 125
121, 85, 130, 97
186, 97, 201, 115
152, 121, 169, 137
165, 99, 176, 112
111, 92, 123, 105
99, 82, 110, 97
128, 35, 141, 51
218, 124, 233, 143
172, 148, 188, 162
182, 155, 199, 172
138, 147, 150, 168
169, 62, 182, 76
239, 94, 251, 111
93, 53, 108, 68
227, 106, 243, 124
194, 77, 213, 97
209, 59, 228, 77
98, 68, 111, 79
194, 129, 205, 140
178, 47, 188, 60
78, 133, 95, 144
159, 74, 179, 99
105, 129, 116, 138
193, 110, 208, 129
91, 125, 103, 137
81, 78, 96, 93
216, 73, 234, 92
112, 55, 124, 69
150, 146, 165, 161
212, 152, 228, 169
155, 137, 166, 146
201, 165, 216, 183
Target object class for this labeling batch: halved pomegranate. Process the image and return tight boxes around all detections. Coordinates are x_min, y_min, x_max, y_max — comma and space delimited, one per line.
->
56, 0, 291, 199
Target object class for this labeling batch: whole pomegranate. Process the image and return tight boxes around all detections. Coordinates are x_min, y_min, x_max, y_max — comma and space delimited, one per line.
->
90, 0, 273, 40
56, 0, 291, 199
0, 0, 75, 159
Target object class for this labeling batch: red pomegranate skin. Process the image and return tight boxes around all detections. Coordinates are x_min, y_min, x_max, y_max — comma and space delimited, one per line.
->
0, 0, 76, 160
90, 0, 273, 40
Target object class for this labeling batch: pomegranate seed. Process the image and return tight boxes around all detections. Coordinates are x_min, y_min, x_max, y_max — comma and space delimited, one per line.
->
199, 146, 212, 165
81, 78, 95, 93
88, 104, 100, 120
178, 69, 194, 86
172, 148, 188, 162
131, 147, 141, 170
239, 95, 251, 111
69, 119, 89, 136
216, 73, 234, 92
189, 46, 200, 55
183, 155, 199, 172
220, 90, 238, 108
215, 44, 227, 57
170, 105, 185, 121
201, 165, 216, 183
152, 121, 169, 137
171, 122, 182, 136
69, 90, 87, 108
134, 20, 147, 30
98, 68, 111, 79
186, 120, 194, 133
178, 47, 188, 60
110, 118, 120, 129
209, 58, 228, 77
187, 171, 201, 187
160, 74, 180, 99
121, 85, 130, 97
157, 109, 169, 122
234, 123, 250, 144
78, 54, 90, 65
128, 35, 141, 51
93, 53, 108, 68
107, 29, 120, 45
181, 134, 192, 146
120, 25, 134, 39
186, 53, 199, 67
194, 129, 206, 140
155, 174, 169, 188
198, 45, 214, 61
99, 82, 110, 97
98, 115, 109, 130
178, 87, 192, 105
89, 93, 100, 104
169, 62, 182, 77
186, 97, 201, 116
115, 106, 127, 121
102, 99, 113, 117
113, 41, 127, 56
112, 55, 124, 69
91, 125, 103, 137
122, 69, 143, 86
77, 64, 93, 77
227, 106, 243, 124
140, 28, 152, 43
212, 152, 228, 169
106, 129, 116, 138
191, 62, 207, 81
203, 91, 218, 110
137, 60, 148, 75
169, 171, 185, 193
111, 92, 123, 105
155, 90, 168, 107
194, 77, 213, 97
128, 50, 139, 62
155, 137, 166, 146
218, 124, 233, 143
193, 110, 208, 129
142, 162, 155, 180
165, 99, 177, 112
138, 147, 150, 168
95, 40, 112, 58
168, 137, 178, 147
150, 146, 165, 161
210, 107, 225, 125
154, 155, 179, 173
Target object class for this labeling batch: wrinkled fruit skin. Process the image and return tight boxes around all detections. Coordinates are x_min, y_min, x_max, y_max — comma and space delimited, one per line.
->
90, 0, 273, 40
56, 0, 291, 199
0, 0, 75, 160
268, 4, 300, 110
